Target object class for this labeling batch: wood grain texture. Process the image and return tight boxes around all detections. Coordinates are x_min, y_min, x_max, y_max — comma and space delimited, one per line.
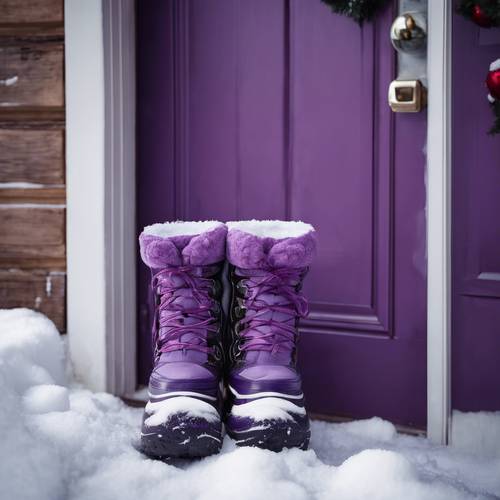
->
0, 269, 65, 331
0, 257, 65, 270
0, 129, 64, 183
0, 42, 64, 107
0, 108, 65, 123
0, 25, 64, 39
0, 206, 65, 259
0, 187, 65, 203
0, 0, 63, 25
0, 0, 67, 335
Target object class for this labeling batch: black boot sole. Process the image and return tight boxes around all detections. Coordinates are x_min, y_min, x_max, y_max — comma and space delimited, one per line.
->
139, 414, 222, 460
227, 415, 310, 452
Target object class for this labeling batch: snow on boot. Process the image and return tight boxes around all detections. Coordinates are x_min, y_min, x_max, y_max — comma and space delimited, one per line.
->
224, 220, 316, 452
138, 221, 227, 459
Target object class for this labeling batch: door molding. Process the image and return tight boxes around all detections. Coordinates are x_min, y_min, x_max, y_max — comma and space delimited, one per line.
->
426, 0, 452, 444
65, 0, 136, 394
102, 0, 137, 396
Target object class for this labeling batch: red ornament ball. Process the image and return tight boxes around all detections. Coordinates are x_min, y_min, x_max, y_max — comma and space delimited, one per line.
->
472, 4, 494, 27
487, 68, 500, 100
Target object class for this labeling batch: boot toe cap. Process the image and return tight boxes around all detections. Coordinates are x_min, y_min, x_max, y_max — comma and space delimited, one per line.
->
150, 361, 219, 395
230, 364, 303, 396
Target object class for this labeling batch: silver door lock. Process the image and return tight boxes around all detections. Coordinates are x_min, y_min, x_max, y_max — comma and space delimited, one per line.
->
388, 5, 427, 113
388, 80, 427, 113
390, 12, 427, 55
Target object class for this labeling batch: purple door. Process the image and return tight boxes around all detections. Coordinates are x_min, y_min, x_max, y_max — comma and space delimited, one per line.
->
452, 15, 500, 412
137, 0, 427, 428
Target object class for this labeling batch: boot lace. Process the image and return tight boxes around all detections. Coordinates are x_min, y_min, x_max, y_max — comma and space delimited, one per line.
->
237, 268, 308, 355
152, 266, 218, 356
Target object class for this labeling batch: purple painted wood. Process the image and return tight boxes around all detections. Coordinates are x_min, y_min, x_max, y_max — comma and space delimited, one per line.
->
136, 0, 177, 378
137, 0, 427, 427
452, 14, 500, 412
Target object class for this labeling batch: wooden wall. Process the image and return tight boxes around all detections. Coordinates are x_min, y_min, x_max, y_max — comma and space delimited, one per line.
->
0, 0, 66, 331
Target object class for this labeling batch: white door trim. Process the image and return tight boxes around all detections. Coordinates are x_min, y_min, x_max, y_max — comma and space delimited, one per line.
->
426, 0, 453, 444
65, 0, 136, 394
102, 0, 137, 396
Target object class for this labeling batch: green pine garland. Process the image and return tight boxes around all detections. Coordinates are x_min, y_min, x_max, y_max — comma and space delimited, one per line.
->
458, 0, 500, 26
321, 0, 390, 24
489, 100, 500, 135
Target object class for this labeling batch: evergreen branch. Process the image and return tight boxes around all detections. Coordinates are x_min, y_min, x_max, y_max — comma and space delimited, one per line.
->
458, 0, 500, 25
488, 100, 500, 135
321, 0, 391, 25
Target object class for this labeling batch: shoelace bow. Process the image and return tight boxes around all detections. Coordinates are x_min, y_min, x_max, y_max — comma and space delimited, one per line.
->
152, 266, 217, 356
237, 268, 308, 354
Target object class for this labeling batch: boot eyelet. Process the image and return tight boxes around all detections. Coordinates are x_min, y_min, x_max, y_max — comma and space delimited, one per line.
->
234, 305, 246, 319
210, 279, 222, 298
236, 280, 247, 296
235, 321, 246, 334
212, 344, 222, 361
232, 339, 243, 359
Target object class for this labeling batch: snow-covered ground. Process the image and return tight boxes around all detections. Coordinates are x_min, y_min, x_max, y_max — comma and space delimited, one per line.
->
1, 308, 499, 500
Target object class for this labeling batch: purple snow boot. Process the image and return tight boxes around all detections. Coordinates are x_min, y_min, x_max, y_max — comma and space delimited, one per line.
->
224, 220, 316, 451
138, 221, 227, 459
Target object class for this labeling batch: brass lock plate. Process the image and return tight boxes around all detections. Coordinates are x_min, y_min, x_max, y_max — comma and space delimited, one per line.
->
388, 79, 427, 113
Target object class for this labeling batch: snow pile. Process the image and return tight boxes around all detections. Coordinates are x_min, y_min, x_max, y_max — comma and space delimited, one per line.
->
143, 220, 223, 238
452, 410, 500, 458
23, 384, 70, 414
1, 308, 499, 500
226, 220, 314, 238
230, 397, 307, 421
144, 396, 220, 426
0, 309, 67, 500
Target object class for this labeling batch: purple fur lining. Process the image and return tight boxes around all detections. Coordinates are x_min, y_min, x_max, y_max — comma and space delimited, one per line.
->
139, 224, 227, 268
227, 228, 317, 270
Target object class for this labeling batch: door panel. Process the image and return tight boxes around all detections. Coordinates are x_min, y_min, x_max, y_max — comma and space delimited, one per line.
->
187, 0, 287, 220
452, 14, 500, 412
137, 0, 427, 427
291, 2, 392, 329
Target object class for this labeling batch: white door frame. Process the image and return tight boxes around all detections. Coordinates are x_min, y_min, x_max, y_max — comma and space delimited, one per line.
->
65, 0, 136, 395
426, 0, 453, 444
65, 0, 452, 442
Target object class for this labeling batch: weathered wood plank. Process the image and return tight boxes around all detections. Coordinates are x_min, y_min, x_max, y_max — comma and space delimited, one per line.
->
0, 129, 64, 184
0, 206, 65, 259
0, 25, 64, 39
0, 187, 65, 203
0, 42, 64, 107
0, 257, 65, 270
0, 269, 65, 332
0, 108, 65, 124
0, 0, 63, 25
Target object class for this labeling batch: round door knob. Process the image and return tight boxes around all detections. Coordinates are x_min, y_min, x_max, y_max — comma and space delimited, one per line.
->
390, 12, 427, 55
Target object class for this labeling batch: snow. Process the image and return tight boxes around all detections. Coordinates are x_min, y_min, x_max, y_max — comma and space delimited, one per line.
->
142, 220, 315, 239
1, 308, 500, 500
490, 59, 500, 72
0, 203, 66, 209
231, 397, 307, 421
143, 220, 223, 238
0, 182, 61, 188
0, 75, 18, 86
45, 275, 53, 296
227, 220, 314, 238
144, 397, 220, 426
452, 411, 500, 459
23, 384, 70, 414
